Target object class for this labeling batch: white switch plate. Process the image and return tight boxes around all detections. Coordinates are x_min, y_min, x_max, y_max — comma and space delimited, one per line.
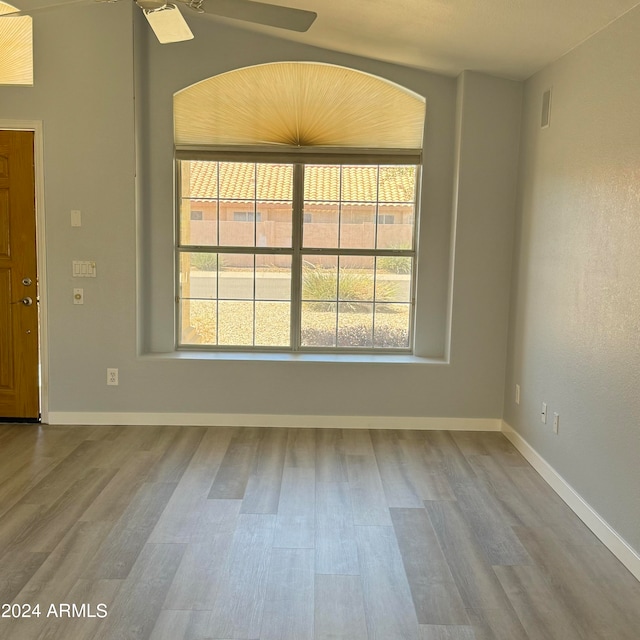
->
72, 260, 96, 277
541, 402, 547, 424
71, 210, 82, 227
515, 384, 520, 405
73, 288, 84, 305
553, 412, 560, 434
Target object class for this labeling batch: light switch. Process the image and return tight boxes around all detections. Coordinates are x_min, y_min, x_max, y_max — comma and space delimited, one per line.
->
71, 210, 82, 227
72, 260, 97, 277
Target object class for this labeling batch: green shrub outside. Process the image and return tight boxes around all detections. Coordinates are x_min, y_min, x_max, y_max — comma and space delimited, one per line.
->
302, 263, 399, 312
190, 253, 223, 271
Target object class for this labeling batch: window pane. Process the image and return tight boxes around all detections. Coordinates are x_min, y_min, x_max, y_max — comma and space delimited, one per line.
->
376, 204, 415, 249
378, 166, 416, 203
219, 200, 256, 247
374, 303, 410, 348
256, 255, 291, 301
180, 200, 218, 246
180, 252, 218, 299
183, 160, 218, 199
257, 163, 293, 200
301, 255, 339, 347
303, 202, 339, 248
255, 302, 290, 347
302, 257, 338, 303
304, 165, 340, 201
340, 203, 375, 249
218, 254, 254, 300
219, 162, 255, 200
256, 201, 292, 248
301, 302, 337, 347
338, 257, 374, 304
218, 301, 253, 346
341, 165, 378, 202
375, 257, 412, 302
337, 302, 374, 348
181, 299, 217, 345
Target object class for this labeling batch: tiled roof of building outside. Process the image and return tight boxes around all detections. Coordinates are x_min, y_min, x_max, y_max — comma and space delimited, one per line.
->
188, 161, 416, 204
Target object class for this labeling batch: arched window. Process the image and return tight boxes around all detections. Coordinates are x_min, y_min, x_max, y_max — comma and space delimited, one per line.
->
174, 62, 425, 148
174, 62, 425, 352
0, 2, 33, 86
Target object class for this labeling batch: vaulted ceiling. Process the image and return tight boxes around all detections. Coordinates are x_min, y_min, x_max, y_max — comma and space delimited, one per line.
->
10, 0, 640, 79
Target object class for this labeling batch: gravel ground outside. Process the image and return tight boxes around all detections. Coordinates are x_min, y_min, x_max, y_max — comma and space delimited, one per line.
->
185, 300, 410, 347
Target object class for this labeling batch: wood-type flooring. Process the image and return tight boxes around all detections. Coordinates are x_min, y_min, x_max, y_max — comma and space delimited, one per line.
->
0, 424, 638, 639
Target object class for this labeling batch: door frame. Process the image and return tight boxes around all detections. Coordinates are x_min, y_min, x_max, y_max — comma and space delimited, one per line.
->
0, 120, 49, 423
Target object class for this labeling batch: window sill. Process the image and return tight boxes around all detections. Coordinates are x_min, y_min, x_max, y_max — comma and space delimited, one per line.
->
139, 350, 446, 365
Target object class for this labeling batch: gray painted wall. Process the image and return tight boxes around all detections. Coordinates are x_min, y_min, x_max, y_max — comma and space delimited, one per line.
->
504, 6, 640, 551
0, 3, 521, 419
0, 3, 138, 412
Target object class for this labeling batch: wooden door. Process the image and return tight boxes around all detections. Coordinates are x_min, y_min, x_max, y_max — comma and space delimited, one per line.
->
0, 130, 39, 420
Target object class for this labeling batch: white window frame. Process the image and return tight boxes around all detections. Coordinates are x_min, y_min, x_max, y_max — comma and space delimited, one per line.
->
175, 147, 421, 353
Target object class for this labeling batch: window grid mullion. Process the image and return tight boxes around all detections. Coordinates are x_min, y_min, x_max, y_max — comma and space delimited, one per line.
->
252, 168, 257, 347
215, 251, 220, 346
177, 246, 294, 255
253, 163, 258, 250
372, 255, 378, 348
336, 166, 342, 347
252, 254, 256, 347
299, 248, 414, 257
216, 162, 220, 250
373, 166, 380, 346
290, 164, 304, 351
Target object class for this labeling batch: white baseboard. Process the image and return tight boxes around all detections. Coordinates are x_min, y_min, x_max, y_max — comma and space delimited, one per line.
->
46, 412, 502, 431
502, 421, 640, 582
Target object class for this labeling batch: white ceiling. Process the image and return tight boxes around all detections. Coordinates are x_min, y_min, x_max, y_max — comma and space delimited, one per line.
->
13, 0, 640, 80
192, 0, 640, 80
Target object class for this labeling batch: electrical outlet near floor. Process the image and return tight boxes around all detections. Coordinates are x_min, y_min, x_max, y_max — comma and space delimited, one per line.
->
107, 368, 119, 386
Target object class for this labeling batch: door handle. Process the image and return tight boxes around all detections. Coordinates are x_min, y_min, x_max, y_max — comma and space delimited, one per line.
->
12, 296, 34, 306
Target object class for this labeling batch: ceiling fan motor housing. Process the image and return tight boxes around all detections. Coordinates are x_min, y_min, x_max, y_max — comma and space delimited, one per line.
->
136, 0, 167, 11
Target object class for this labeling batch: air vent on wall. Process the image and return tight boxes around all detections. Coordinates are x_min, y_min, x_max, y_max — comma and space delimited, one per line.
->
541, 88, 552, 128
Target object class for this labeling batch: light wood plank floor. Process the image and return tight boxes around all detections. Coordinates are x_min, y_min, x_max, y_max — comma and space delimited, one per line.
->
0, 424, 638, 640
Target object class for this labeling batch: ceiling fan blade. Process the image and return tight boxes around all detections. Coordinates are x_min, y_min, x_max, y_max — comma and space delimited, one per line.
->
143, 3, 194, 43
191, 0, 316, 32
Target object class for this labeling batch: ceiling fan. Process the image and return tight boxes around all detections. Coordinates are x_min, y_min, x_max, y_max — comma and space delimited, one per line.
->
2, 0, 317, 43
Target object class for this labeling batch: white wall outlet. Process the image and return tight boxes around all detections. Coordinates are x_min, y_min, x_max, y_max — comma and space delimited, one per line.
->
515, 384, 520, 405
71, 210, 82, 227
553, 412, 560, 434
107, 368, 119, 386
73, 288, 84, 305
541, 402, 547, 424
